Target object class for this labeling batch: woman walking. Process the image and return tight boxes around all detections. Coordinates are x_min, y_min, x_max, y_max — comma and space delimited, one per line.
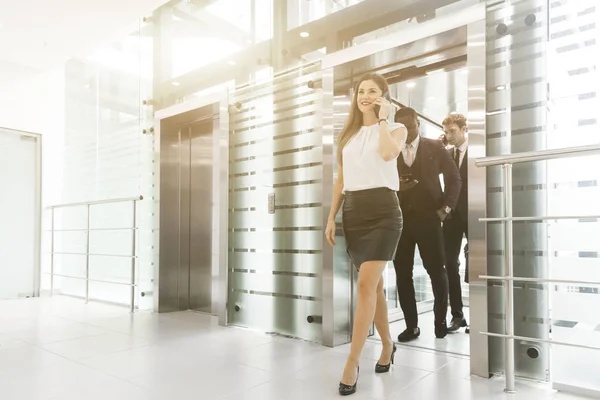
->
325, 73, 407, 396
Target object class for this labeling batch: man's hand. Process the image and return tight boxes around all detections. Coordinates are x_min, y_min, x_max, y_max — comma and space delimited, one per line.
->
437, 208, 448, 221
438, 134, 448, 146
399, 179, 419, 192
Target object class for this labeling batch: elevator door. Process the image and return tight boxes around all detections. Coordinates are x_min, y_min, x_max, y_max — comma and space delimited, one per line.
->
160, 116, 213, 313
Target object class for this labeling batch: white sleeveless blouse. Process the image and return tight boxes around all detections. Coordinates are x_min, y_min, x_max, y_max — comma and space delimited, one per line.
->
342, 123, 403, 193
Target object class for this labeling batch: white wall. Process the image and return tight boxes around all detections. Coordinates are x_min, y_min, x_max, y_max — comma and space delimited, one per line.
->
0, 67, 66, 294
0, 67, 65, 207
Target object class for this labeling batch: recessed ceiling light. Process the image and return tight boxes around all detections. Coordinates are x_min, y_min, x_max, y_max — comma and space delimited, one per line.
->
300, 32, 310, 38
407, 82, 416, 88
426, 68, 444, 76
227, 60, 236, 66
496, 85, 506, 91
172, 81, 180, 86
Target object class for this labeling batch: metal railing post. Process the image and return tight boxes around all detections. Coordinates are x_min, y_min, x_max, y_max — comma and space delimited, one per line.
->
85, 204, 91, 304
503, 163, 516, 394
475, 148, 600, 392
50, 208, 55, 296
130, 200, 137, 313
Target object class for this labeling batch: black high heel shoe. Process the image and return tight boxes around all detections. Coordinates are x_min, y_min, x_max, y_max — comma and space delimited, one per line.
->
375, 343, 397, 373
339, 366, 359, 396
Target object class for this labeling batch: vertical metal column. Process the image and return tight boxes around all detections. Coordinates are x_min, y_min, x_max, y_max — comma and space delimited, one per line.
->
503, 163, 516, 393
130, 200, 137, 313
485, 0, 550, 381
50, 207, 55, 295
271, 0, 288, 72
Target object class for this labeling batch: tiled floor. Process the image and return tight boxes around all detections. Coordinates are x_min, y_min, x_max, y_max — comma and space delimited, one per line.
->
0, 297, 592, 400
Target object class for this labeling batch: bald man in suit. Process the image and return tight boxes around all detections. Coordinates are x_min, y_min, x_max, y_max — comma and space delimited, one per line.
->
393, 107, 462, 341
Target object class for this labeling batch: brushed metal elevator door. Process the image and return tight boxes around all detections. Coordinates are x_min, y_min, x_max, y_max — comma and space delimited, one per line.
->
188, 121, 213, 313
160, 117, 213, 313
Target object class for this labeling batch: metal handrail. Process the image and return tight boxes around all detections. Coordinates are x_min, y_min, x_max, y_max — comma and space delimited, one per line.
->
482, 333, 600, 352
46, 228, 137, 232
47, 273, 136, 287
50, 252, 136, 258
476, 145, 600, 394
480, 276, 600, 286
480, 215, 600, 222
475, 144, 600, 167
48, 195, 143, 209
391, 98, 444, 130
48, 195, 143, 312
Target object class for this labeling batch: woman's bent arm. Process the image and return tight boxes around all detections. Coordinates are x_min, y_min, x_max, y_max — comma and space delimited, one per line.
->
378, 123, 407, 161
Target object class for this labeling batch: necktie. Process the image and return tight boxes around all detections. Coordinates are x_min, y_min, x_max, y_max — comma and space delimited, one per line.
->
405, 144, 414, 167
454, 148, 460, 167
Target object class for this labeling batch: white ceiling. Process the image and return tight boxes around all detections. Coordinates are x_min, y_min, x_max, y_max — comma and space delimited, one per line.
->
0, 0, 170, 78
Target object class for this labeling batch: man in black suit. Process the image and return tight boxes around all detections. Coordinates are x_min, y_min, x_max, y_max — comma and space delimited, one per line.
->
393, 107, 462, 341
441, 113, 469, 332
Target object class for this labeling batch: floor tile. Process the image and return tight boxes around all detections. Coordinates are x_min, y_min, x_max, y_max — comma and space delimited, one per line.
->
0, 297, 595, 400
40, 332, 150, 360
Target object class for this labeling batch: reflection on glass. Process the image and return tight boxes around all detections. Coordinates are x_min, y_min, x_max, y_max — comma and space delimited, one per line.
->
287, 0, 366, 31
155, 0, 273, 80
62, 20, 153, 310
546, 1, 600, 390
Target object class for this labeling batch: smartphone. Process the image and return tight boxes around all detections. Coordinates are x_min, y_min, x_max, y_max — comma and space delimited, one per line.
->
440, 134, 449, 146
400, 172, 413, 182
373, 90, 391, 116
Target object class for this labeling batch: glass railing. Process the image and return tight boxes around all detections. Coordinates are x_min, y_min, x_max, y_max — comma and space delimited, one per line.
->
47, 196, 143, 312
476, 144, 600, 394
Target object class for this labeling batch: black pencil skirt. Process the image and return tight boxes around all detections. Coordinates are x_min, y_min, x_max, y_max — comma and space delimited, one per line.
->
342, 187, 403, 270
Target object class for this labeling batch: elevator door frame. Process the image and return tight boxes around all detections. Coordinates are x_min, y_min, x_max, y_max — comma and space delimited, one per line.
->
153, 87, 232, 325
319, 3, 488, 378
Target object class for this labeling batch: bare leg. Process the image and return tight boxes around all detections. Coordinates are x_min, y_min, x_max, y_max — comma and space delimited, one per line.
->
341, 260, 388, 385
374, 275, 394, 364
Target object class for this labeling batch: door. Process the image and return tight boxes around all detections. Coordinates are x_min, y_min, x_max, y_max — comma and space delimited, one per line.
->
158, 108, 214, 313
324, 19, 474, 355
383, 65, 471, 324
0, 128, 41, 299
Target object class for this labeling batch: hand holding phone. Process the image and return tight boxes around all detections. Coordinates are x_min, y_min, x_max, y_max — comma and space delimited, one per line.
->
373, 91, 392, 119
400, 173, 413, 182
439, 133, 448, 146
400, 173, 418, 192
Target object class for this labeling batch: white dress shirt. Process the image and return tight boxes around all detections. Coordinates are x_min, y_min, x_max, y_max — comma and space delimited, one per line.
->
454, 139, 468, 168
402, 135, 421, 167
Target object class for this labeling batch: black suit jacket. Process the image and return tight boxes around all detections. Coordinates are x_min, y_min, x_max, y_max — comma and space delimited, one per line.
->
398, 136, 462, 211
448, 147, 468, 219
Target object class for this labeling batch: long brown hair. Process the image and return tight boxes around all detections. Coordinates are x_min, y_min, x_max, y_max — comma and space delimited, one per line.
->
337, 73, 390, 164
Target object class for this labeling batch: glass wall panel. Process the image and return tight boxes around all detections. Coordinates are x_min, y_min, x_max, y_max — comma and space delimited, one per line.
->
352, 0, 479, 45
60, 19, 155, 310
546, 0, 600, 393
547, 0, 599, 149
227, 63, 324, 342
157, 0, 272, 82
287, 0, 366, 30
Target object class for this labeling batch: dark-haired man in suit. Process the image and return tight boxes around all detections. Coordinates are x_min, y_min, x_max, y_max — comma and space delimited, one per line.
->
393, 107, 461, 341
441, 113, 469, 332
